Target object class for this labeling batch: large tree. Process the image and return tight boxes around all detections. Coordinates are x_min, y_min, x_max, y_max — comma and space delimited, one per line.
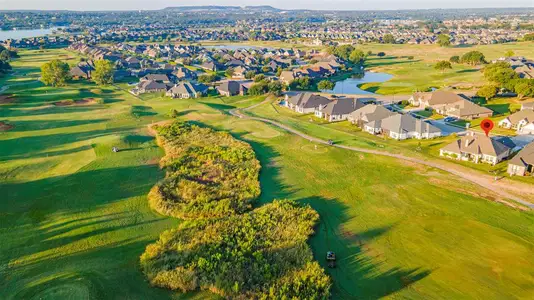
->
92, 59, 115, 86
514, 79, 534, 99
437, 34, 451, 47
40, 59, 70, 87
317, 80, 335, 90
434, 60, 452, 72
461, 51, 486, 65
483, 62, 519, 90
349, 49, 365, 64
476, 85, 498, 101
383, 34, 395, 44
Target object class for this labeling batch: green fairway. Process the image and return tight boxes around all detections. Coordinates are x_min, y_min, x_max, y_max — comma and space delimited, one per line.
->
1, 49, 534, 299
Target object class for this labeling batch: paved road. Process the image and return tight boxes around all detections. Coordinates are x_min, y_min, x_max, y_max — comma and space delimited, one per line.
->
427, 119, 466, 136
230, 102, 534, 209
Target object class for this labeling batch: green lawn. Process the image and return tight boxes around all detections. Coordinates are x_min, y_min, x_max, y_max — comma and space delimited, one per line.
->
1, 49, 533, 299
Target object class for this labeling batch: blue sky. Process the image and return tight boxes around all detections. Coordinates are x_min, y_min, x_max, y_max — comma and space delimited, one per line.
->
0, 0, 532, 11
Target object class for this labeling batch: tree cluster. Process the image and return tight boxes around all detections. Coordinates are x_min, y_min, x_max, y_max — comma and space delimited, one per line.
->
40, 59, 70, 87
434, 60, 452, 71
289, 76, 312, 90
141, 200, 330, 299
92, 59, 115, 86
482, 62, 534, 98
327, 45, 366, 64
198, 74, 218, 83
249, 79, 283, 96
317, 80, 335, 90
142, 121, 331, 298
149, 122, 261, 219
0, 45, 15, 76
460, 51, 486, 65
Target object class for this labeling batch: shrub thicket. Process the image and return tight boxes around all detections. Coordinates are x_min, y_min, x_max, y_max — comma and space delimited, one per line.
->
141, 200, 331, 299
149, 121, 261, 219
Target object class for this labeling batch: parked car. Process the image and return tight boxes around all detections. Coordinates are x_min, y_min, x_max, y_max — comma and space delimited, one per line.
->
443, 117, 457, 122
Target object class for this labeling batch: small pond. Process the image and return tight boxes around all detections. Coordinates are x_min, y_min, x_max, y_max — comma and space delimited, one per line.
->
322, 72, 393, 95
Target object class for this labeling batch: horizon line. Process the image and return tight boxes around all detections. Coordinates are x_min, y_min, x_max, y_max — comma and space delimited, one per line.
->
0, 6, 533, 13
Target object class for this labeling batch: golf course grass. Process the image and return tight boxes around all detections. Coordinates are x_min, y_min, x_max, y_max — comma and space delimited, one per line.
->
1, 49, 533, 299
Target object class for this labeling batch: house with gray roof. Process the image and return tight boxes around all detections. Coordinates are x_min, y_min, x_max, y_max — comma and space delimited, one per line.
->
508, 142, 534, 176
348, 104, 397, 133
172, 67, 197, 81
369, 114, 442, 140
216, 81, 248, 97
141, 74, 171, 84
285, 93, 331, 114
440, 132, 511, 165
315, 98, 367, 122
410, 91, 493, 120
131, 80, 169, 95
498, 109, 534, 135
166, 82, 208, 99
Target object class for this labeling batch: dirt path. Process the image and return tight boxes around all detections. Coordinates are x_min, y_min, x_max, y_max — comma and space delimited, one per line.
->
230, 103, 534, 209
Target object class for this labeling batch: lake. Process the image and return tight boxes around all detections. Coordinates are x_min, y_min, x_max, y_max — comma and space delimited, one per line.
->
323, 72, 393, 95
0, 28, 58, 41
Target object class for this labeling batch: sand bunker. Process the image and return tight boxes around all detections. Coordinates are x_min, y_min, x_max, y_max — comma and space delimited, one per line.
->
0, 121, 14, 131
54, 98, 97, 106
0, 94, 15, 104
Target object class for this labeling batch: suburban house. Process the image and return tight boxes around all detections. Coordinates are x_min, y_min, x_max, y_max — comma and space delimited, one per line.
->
166, 82, 208, 99
216, 81, 248, 97
285, 93, 331, 114
440, 132, 511, 165
315, 98, 366, 122
507, 142, 534, 176
409, 91, 493, 120
349, 105, 397, 135
70, 61, 94, 80
232, 66, 249, 79
131, 80, 169, 95
142, 74, 171, 84
348, 104, 397, 130
498, 109, 534, 134
521, 102, 534, 111
367, 114, 442, 140
280, 70, 296, 84
172, 67, 197, 81
200, 61, 221, 72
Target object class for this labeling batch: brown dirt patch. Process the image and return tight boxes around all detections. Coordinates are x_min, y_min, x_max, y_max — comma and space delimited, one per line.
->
54, 98, 97, 106
0, 94, 15, 104
0, 121, 14, 131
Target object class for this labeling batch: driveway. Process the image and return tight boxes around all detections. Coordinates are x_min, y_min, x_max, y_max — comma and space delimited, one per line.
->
509, 134, 534, 148
427, 119, 466, 136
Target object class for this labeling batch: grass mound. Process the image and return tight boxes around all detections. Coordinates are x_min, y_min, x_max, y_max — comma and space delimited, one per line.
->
140, 200, 330, 299
149, 121, 261, 219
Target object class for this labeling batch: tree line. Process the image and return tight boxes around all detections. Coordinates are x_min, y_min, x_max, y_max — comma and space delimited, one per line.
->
40, 58, 115, 87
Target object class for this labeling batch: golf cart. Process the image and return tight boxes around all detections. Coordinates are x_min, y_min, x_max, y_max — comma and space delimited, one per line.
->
327, 139, 334, 146
112, 146, 120, 153
326, 251, 336, 268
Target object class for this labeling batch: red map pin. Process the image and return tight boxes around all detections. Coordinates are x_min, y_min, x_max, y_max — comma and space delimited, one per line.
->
480, 119, 494, 136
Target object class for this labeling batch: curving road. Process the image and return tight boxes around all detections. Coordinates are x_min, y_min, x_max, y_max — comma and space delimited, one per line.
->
229, 100, 534, 209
